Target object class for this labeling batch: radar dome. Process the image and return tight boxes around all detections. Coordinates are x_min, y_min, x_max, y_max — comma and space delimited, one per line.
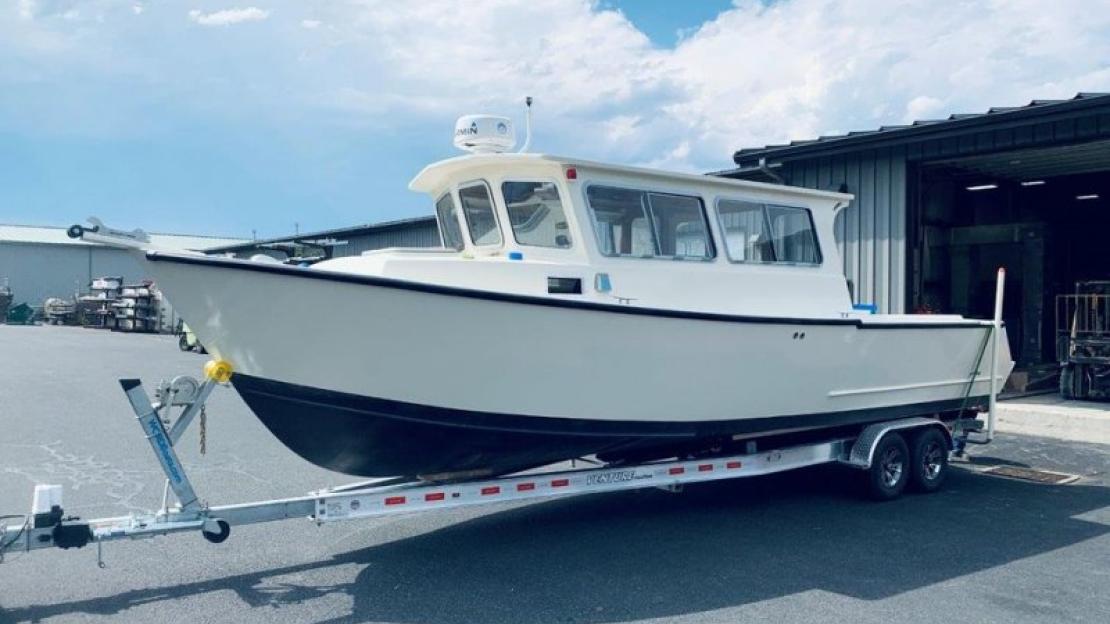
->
453, 115, 515, 153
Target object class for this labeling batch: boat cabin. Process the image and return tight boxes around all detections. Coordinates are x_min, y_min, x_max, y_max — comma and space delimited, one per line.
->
320, 153, 861, 318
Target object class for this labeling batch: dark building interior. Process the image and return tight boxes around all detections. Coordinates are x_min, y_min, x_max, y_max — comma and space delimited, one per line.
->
912, 140, 1110, 389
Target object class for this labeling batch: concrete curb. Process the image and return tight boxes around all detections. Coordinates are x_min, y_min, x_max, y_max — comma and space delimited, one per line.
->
996, 400, 1110, 445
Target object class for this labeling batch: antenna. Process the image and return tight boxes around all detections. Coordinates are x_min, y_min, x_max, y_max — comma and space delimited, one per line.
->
518, 96, 533, 153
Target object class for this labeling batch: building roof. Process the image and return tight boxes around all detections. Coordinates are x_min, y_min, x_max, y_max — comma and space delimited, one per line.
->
728, 92, 1110, 167
0, 223, 248, 251
203, 216, 439, 253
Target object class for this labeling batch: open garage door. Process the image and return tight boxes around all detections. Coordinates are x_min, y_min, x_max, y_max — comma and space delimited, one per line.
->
911, 139, 1110, 395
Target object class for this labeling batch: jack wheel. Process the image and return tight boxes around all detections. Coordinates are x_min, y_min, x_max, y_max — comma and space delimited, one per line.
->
178, 335, 190, 352
866, 432, 909, 501
909, 428, 949, 493
202, 519, 231, 544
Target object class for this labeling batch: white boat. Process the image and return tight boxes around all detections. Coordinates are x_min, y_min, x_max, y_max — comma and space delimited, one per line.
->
70, 114, 1013, 479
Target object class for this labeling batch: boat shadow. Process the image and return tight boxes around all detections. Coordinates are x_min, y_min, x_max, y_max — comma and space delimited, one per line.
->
5, 466, 1109, 623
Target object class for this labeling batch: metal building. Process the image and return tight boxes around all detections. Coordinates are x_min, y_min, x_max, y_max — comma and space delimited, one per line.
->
204, 216, 440, 261
0, 224, 247, 308
720, 93, 1110, 386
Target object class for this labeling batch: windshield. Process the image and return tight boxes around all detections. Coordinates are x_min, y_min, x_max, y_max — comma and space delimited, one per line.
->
458, 182, 502, 246
435, 193, 464, 250
502, 181, 572, 249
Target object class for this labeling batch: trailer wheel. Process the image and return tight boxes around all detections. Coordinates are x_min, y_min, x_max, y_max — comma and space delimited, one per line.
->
178, 334, 191, 352
866, 432, 909, 501
202, 519, 231, 544
908, 427, 948, 493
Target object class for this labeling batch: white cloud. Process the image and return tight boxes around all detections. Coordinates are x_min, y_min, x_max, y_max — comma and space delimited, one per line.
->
188, 7, 269, 27
904, 96, 945, 122
284, 0, 1110, 169
131, 4, 144, 16
3, 0, 1109, 171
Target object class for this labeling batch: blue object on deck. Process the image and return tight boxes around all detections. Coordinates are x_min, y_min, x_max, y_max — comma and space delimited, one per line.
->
853, 303, 878, 314
508, 251, 524, 261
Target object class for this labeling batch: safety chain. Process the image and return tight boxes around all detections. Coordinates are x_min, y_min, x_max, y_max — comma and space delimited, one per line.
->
199, 405, 207, 455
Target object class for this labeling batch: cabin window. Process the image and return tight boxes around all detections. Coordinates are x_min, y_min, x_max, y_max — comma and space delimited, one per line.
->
434, 193, 465, 250
458, 182, 502, 246
585, 185, 713, 260
501, 181, 572, 249
766, 205, 821, 264
716, 199, 821, 265
716, 199, 773, 262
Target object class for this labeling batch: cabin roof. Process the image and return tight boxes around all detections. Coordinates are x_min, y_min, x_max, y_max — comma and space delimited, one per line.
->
409, 153, 854, 203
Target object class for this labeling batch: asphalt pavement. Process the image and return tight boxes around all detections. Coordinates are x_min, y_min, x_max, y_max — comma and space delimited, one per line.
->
1, 325, 1109, 624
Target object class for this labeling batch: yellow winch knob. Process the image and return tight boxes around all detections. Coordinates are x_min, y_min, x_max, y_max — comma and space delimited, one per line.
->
203, 359, 234, 384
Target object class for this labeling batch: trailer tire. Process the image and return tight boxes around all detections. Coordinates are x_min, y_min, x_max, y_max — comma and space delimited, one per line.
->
178, 334, 190, 352
908, 427, 948, 493
866, 432, 909, 501
202, 519, 231, 544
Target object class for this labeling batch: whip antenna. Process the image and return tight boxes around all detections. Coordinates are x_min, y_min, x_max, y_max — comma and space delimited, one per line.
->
519, 96, 533, 153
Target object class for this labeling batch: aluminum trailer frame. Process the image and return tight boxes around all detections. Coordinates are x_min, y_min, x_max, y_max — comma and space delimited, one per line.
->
0, 371, 991, 568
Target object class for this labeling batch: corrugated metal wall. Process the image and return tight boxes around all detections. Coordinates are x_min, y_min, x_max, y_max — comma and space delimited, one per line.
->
0, 242, 153, 306
331, 221, 442, 257
777, 147, 908, 314
767, 107, 1110, 314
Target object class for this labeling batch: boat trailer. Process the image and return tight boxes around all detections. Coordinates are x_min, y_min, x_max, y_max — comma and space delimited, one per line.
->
1, 270, 1008, 567
0, 374, 994, 568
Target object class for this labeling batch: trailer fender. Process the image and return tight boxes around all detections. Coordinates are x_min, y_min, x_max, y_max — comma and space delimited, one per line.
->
843, 417, 952, 470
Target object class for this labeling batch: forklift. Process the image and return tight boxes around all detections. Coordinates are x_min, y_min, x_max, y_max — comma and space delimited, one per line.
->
1058, 281, 1110, 400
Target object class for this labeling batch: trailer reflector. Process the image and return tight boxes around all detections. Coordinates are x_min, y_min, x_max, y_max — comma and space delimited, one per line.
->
481, 486, 500, 496
384, 496, 406, 506
516, 482, 535, 491
698, 464, 713, 472
669, 467, 685, 475
727, 461, 742, 469
425, 492, 445, 502
551, 479, 569, 487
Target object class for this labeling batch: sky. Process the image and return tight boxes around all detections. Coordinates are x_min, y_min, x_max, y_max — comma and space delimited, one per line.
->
1, 1, 1109, 239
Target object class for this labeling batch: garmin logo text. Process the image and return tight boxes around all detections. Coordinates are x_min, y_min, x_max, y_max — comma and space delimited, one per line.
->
586, 470, 638, 485
455, 122, 479, 138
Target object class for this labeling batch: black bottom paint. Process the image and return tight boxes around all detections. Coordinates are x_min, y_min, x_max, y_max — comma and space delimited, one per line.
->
231, 373, 988, 478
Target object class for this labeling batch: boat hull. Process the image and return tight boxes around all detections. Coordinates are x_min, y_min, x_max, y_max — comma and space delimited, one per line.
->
233, 373, 987, 477
142, 252, 1012, 477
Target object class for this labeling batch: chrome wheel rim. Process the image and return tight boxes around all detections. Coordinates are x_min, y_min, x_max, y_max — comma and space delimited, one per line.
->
881, 446, 904, 488
922, 442, 944, 480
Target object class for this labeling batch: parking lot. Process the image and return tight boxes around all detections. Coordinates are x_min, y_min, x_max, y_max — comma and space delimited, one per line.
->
2, 325, 1109, 624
